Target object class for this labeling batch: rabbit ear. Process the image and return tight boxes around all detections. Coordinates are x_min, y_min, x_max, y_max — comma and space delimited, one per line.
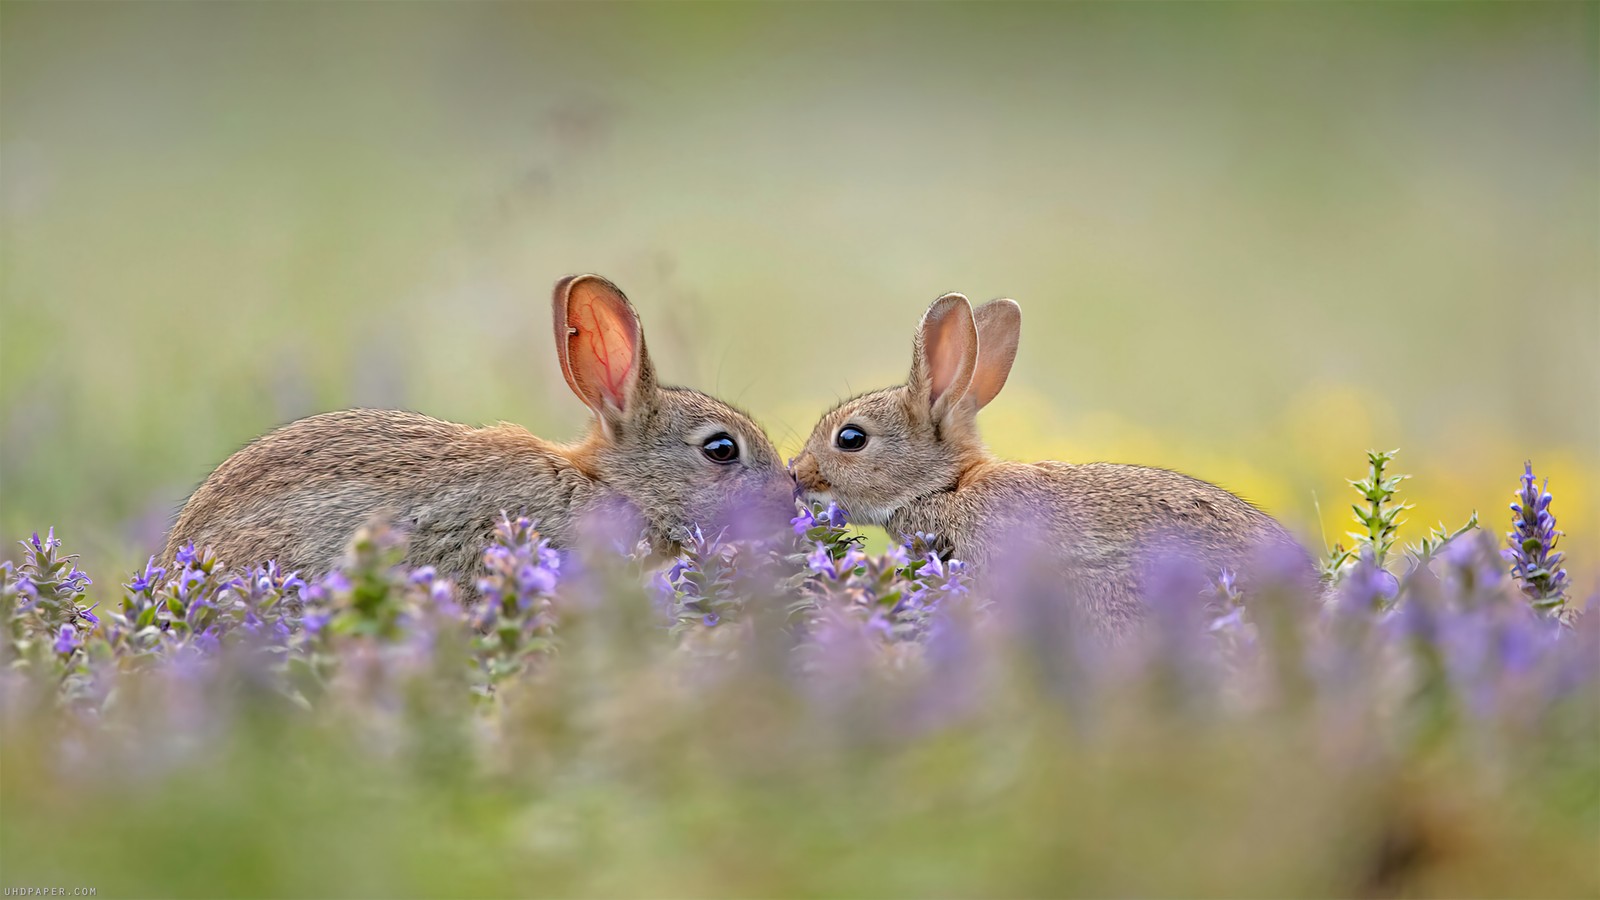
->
965, 299, 1021, 411
908, 292, 979, 424
553, 274, 657, 434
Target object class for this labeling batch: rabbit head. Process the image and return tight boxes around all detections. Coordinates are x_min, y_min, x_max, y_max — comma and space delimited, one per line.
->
555, 275, 794, 548
793, 292, 1020, 526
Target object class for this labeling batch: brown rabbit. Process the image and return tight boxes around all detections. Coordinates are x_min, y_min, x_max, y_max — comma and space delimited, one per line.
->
792, 292, 1316, 635
164, 275, 795, 587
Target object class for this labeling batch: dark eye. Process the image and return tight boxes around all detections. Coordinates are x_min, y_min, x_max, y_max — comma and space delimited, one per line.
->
701, 433, 740, 464
835, 425, 868, 452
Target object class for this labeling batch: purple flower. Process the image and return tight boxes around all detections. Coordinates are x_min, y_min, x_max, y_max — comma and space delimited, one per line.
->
1492, 611, 1556, 676
1215, 568, 1239, 597
175, 542, 200, 568
805, 544, 836, 578
1436, 529, 1508, 610
1206, 568, 1252, 639
193, 630, 222, 655
821, 502, 848, 529
479, 515, 561, 614
53, 624, 81, 655
407, 567, 457, 610
128, 557, 167, 593
791, 501, 848, 536
865, 612, 892, 638
805, 544, 863, 581
1394, 594, 1438, 646
1138, 553, 1216, 660
516, 562, 557, 599
303, 611, 331, 635
61, 568, 91, 594
311, 570, 351, 598
174, 567, 209, 602
667, 557, 691, 583
29, 529, 57, 554
1336, 547, 1399, 613
12, 574, 36, 600
1505, 461, 1569, 613
883, 543, 911, 568
78, 603, 99, 626
649, 570, 676, 609
19, 528, 92, 597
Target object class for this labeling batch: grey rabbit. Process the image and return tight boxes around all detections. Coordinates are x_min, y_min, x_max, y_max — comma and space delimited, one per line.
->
792, 291, 1316, 635
164, 274, 795, 588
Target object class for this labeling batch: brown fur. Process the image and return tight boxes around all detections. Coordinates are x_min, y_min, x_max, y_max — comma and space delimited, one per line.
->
164, 275, 793, 589
793, 292, 1316, 635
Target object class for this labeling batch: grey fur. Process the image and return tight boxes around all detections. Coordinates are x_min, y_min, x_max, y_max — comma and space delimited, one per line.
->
164, 275, 793, 589
793, 292, 1316, 636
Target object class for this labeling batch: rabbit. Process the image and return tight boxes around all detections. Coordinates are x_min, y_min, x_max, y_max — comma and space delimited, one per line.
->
164, 274, 796, 590
791, 291, 1317, 636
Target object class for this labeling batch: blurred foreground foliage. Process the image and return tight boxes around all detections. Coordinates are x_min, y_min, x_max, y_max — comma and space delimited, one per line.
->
1, 455, 1595, 898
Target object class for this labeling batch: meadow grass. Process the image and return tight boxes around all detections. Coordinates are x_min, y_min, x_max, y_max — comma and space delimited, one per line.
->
0, 454, 1594, 898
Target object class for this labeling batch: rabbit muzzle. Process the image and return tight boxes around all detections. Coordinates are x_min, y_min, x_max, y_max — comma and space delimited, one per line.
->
790, 451, 832, 494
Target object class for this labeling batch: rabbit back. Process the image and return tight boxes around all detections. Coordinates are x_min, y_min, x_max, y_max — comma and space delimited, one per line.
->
891, 460, 1315, 632
164, 409, 595, 580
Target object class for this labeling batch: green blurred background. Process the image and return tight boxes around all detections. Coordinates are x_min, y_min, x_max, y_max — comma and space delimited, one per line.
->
2, 2, 1596, 579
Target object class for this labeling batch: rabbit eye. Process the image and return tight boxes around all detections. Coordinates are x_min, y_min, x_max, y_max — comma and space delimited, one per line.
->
701, 434, 740, 464
835, 425, 868, 452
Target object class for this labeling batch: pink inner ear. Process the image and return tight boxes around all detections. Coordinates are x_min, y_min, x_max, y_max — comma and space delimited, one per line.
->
567, 284, 639, 412
923, 304, 975, 408
926, 332, 961, 405
967, 299, 1021, 411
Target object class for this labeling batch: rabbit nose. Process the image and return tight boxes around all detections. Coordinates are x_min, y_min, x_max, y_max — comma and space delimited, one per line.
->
791, 452, 831, 493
